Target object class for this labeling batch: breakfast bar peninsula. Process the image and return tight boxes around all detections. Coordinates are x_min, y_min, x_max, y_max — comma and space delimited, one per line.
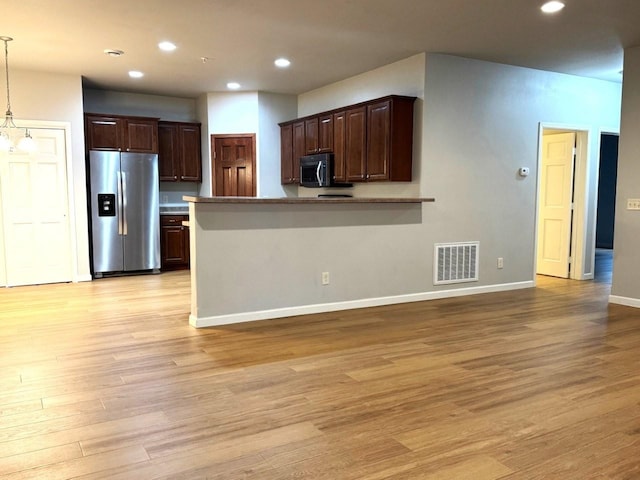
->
185, 196, 434, 328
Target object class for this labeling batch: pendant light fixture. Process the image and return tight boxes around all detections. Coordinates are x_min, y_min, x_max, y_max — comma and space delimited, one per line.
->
0, 36, 36, 153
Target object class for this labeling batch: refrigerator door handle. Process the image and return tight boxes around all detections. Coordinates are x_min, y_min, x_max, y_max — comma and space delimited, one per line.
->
116, 171, 123, 235
121, 171, 128, 236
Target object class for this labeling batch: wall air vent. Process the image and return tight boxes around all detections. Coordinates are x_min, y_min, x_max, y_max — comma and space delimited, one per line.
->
434, 242, 479, 285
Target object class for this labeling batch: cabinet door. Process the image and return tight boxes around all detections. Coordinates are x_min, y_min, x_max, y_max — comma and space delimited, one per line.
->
305, 117, 319, 154
318, 114, 333, 153
332, 112, 346, 182
366, 100, 391, 181
280, 124, 294, 184
124, 119, 158, 153
179, 124, 202, 182
292, 121, 305, 183
161, 216, 189, 270
85, 115, 123, 151
345, 107, 367, 182
158, 123, 179, 181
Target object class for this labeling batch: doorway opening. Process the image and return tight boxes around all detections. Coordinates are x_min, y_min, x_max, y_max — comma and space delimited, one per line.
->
594, 133, 619, 283
535, 126, 619, 285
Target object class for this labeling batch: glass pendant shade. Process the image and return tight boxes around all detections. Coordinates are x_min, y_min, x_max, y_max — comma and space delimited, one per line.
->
17, 129, 36, 152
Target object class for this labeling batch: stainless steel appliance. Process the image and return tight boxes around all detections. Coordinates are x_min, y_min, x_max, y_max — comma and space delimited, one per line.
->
299, 153, 352, 188
89, 150, 160, 277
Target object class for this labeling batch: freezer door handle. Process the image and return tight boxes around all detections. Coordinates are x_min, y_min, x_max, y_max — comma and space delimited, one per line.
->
116, 171, 123, 235
122, 171, 128, 236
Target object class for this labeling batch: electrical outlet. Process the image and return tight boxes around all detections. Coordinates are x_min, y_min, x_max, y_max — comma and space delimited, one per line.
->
322, 272, 330, 285
627, 199, 640, 210
497, 257, 504, 269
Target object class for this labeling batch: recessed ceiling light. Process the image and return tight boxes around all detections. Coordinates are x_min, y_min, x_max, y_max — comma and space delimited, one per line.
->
274, 58, 291, 68
158, 41, 177, 52
129, 70, 144, 79
541, 1, 565, 13
104, 49, 124, 57
227, 82, 241, 90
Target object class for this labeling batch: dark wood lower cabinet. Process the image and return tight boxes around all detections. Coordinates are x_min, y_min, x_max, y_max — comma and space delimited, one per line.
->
160, 215, 190, 270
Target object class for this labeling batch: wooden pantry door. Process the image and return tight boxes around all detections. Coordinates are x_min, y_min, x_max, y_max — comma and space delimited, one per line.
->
211, 134, 256, 197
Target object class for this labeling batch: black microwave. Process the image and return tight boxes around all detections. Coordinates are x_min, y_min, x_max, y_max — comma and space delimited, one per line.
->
299, 153, 352, 188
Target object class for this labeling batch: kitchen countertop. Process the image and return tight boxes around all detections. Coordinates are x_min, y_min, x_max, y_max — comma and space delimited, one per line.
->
183, 196, 434, 204
160, 205, 189, 215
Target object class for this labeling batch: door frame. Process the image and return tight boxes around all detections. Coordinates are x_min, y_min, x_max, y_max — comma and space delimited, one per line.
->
535, 123, 589, 281
210, 134, 257, 197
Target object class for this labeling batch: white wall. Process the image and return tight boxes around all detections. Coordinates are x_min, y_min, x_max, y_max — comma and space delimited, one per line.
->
422, 54, 621, 284
201, 91, 297, 198
611, 45, 640, 305
257, 92, 298, 198
83, 89, 197, 121
201, 92, 259, 196
9, 69, 90, 280
293, 53, 621, 292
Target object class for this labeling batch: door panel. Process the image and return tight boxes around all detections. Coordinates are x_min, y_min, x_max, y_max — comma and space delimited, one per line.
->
179, 125, 202, 181
1, 128, 72, 286
366, 100, 391, 180
345, 107, 367, 182
90, 151, 123, 273
212, 136, 256, 197
158, 123, 178, 181
120, 153, 159, 271
280, 124, 294, 184
333, 112, 346, 182
318, 114, 334, 153
537, 132, 575, 278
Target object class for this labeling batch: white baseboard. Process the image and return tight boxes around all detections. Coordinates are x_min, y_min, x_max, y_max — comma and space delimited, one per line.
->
74, 274, 93, 283
190, 280, 535, 328
609, 295, 640, 308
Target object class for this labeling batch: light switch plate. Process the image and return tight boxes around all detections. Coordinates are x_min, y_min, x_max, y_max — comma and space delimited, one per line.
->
627, 199, 640, 210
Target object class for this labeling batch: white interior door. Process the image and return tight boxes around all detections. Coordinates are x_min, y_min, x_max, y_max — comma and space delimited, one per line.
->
0, 128, 72, 286
537, 132, 576, 278
0, 173, 5, 287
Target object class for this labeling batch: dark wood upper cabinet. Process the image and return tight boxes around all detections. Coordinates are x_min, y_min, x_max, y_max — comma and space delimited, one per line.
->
291, 121, 305, 183
318, 114, 333, 153
158, 121, 202, 182
368, 96, 414, 182
305, 117, 319, 154
179, 124, 202, 182
279, 95, 416, 185
85, 113, 158, 153
332, 111, 346, 183
158, 123, 179, 181
366, 100, 392, 181
305, 115, 333, 155
345, 107, 367, 182
123, 118, 158, 153
280, 124, 294, 184
85, 115, 124, 151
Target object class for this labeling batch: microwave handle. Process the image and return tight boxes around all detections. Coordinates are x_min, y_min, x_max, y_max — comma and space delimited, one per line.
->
316, 162, 323, 186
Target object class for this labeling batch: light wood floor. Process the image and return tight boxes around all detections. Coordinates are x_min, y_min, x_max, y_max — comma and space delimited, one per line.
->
1, 259, 640, 479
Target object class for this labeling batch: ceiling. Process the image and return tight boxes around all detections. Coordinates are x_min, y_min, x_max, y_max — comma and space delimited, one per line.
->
2, 0, 639, 99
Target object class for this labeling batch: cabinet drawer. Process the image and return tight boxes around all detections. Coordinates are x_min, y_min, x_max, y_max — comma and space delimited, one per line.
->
161, 215, 187, 226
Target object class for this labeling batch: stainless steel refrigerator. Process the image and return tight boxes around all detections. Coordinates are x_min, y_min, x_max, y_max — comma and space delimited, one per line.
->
89, 150, 160, 277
